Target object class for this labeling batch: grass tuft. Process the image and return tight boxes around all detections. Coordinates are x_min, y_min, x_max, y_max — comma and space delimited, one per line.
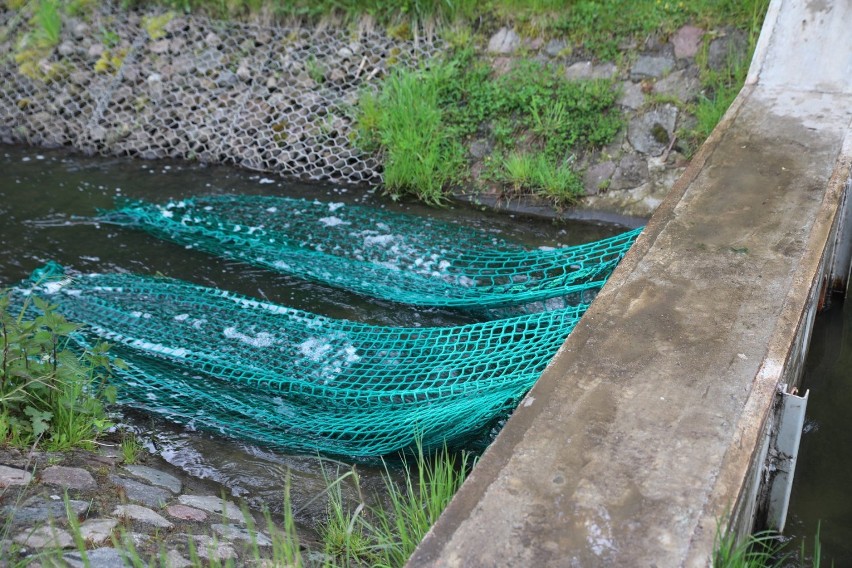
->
120, 430, 143, 464
357, 63, 464, 205
365, 443, 470, 566
713, 528, 783, 568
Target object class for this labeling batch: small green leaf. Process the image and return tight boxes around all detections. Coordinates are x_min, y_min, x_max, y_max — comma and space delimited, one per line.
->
24, 405, 53, 437
53, 322, 81, 335
103, 385, 118, 404
32, 296, 49, 312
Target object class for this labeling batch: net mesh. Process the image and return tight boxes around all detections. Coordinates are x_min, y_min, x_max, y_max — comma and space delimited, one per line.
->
19, 264, 589, 458
0, 5, 440, 184
99, 195, 642, 308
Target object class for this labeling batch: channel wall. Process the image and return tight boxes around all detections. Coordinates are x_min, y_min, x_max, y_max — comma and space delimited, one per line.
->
408, 0, 852, 565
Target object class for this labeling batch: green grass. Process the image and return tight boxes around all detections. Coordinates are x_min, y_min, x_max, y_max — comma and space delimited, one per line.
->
502, 152, 584, 204
364, 444, 470, 567
319, 468, 378, 566
0, 291, 117, 451
120, 430, 143, 464
681, 0, 768, 154
120, 0, 768, 46
356, 50, 618, 204
32, 0, 62, 47
713, 529, 784, 568
1, 442, 468, 567
356, 62, 465, 205
547, 0, 769, 60
713, 523, 835, 568
123, 0, 479, 26
2, 443, 832, 568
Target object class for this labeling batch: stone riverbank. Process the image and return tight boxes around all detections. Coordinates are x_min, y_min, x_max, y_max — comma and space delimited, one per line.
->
0, 443, 311, 566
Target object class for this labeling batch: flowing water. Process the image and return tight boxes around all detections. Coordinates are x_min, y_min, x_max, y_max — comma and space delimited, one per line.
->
786, 295, 852, 565
0, 144, 620, 527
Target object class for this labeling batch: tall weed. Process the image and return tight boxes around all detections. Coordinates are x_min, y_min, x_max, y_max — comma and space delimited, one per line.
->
0, 291, 116, 450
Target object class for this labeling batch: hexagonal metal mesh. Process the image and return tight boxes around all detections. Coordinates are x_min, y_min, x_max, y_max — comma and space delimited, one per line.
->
0, 6, 443, 184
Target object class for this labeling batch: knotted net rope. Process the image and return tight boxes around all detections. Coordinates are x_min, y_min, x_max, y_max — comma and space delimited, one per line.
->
99, 195, 642, 308
17, 264, 590, 458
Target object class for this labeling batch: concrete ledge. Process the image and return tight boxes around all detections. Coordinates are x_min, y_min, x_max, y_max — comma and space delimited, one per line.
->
409, 0, 852, 565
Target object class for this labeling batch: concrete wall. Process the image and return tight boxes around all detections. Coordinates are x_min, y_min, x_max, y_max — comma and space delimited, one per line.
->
409, 1, 852, 565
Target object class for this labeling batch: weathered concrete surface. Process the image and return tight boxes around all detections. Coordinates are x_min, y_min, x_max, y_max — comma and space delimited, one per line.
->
409, 0, 852, 566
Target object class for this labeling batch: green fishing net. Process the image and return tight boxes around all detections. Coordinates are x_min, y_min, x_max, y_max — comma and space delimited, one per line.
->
18, 264, 590, 458
99, 195, 641, 308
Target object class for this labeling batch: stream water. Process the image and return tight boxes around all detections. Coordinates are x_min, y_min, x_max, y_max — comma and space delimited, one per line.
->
786, 295, 852, 565
0, 144, 619, 528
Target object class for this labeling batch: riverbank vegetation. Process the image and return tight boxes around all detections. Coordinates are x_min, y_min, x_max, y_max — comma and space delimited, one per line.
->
122, 0, 764, 45
0, 291, 116, 450
713, 525, 830, 568
119, 0, 767, 204
355, 49, 619, 204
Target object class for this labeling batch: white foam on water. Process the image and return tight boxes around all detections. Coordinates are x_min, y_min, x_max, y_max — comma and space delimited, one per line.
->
43, 279, 72, 294
223, 326, 275, 348
364, 234, 394, 247
328, 202, 345, 212
378, 261, 401, 272
298, 337, 333, 362
318, 216, 349, 227
127, 338, 189, 358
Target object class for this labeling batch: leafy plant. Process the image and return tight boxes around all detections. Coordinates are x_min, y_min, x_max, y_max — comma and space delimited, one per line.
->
0, 290, 116, 450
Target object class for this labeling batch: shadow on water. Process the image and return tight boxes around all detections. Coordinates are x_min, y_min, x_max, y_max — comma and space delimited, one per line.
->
1, 144, 623, 524
786, 295, 852, 565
